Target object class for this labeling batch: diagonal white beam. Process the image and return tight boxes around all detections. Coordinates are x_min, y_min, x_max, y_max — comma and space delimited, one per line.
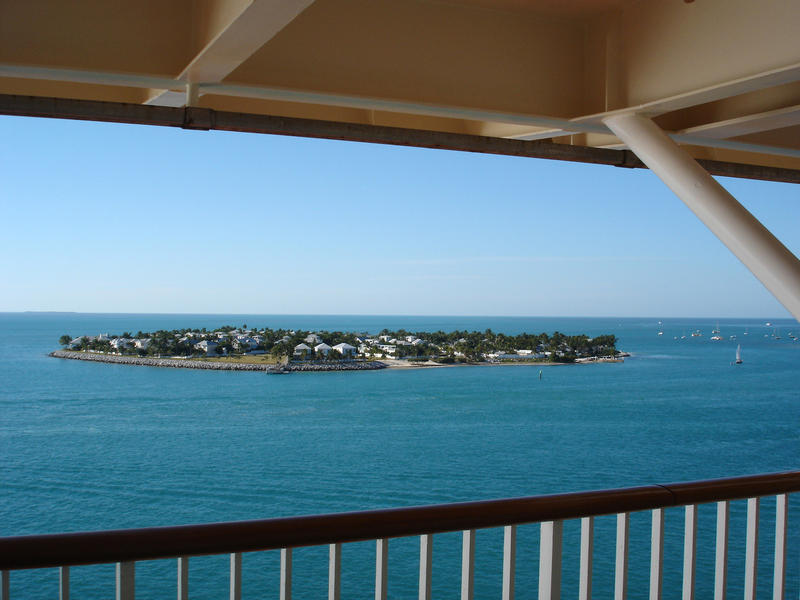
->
605, 113, 800, 320
576, 62, 800, 123
677, 104, 800, 140
146, 0, 315, 106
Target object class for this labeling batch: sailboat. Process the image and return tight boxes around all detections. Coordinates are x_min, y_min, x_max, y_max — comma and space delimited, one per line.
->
735, 344, 742, 365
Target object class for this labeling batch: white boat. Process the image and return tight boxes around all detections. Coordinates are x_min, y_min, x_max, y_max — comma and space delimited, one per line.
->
710, 335, 723, 341
735, 345, 742, 364
712, 322, 720, 334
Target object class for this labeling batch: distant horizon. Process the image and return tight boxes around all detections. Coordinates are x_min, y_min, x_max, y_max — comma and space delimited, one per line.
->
6, 311, 796, 321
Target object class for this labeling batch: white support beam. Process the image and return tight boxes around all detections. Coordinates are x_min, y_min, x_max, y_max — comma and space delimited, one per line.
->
579, 517, 594, 600
539, 521, 563, 600
615, 513, 629, 600
328, 543, 341, 600
116, 562, 135, 600
418, 534, 432, 600
502, 525, 516, 600
229, 553, 242, 600
177, 557, 189, 600
59, 566, 69, 600
714, 502, 729, 600
650, 509, 664, 600
682, 505, 698, 600
375, 539, 388, 600
604, 112, 800, 321
773, 494, 788, 600
577, 62, 800, 122
744, 498, 760, 600
460, 530, 475, 600
677, 105, 800, 140
280, 548, 292, 600
146, 0, 316, 106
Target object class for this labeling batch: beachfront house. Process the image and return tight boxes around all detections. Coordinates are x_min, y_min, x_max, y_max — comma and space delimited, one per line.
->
332, 342, 356, 358
194, 340, 219, 355
110, 338, 132, 350
314, 342, 332, 357
377, 344, 396, 356
134, 339, 151, 350
293, 343, 312, 358
305, 333, 322, 345
67, 337, 84, 349
234, 335, 259, 350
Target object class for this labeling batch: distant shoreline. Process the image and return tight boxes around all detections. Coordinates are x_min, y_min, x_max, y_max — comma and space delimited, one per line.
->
49, 350, 386, 373
50, 350, 625, 372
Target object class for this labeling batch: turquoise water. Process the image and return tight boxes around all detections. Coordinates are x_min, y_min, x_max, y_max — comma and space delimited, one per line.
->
1, 313, 798, 599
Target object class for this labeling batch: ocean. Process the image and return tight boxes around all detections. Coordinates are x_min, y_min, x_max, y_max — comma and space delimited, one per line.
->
1, 313, 798, 599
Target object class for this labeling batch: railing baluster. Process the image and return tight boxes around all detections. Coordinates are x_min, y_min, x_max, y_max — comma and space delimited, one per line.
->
773, 494, 788, 600
539, 520, 563, 600
116, 561, 135, 600
1, 570, 8, 600
375, 538, 388, 600
502, 525, 516, 600
419, 534, 432, 600
683, 505, 698, 600
715, 501, 729, 600
229, 553, 241, 600
744, 497, 759, 600
650, 508, 664, 600
579, 517, 593, 600
615, 512, 629, 600
280, 548, 292, 600
461, 529, 475, 600
59, 566, 69, 600
177, 557, 188, 600
329, 543, 341, 600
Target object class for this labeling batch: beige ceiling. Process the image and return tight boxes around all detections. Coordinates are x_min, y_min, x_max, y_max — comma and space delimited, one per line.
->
1, 0, 798, 170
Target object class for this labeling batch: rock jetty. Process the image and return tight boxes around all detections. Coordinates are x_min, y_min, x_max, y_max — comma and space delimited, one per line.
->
50, 350, 385, 373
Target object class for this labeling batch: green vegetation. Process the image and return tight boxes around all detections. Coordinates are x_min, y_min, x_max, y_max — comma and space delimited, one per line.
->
58, 325, 618, 364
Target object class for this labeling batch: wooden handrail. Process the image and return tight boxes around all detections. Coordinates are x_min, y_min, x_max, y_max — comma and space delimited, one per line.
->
1, 471, 798, 571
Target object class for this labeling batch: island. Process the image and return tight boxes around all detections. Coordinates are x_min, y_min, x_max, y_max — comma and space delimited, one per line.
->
51, 325, 624, 372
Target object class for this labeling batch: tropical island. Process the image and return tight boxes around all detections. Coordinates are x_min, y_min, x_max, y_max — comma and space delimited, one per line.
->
51, 325, 624, 372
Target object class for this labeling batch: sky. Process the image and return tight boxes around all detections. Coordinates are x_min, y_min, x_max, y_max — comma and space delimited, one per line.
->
1, 115, 798, 318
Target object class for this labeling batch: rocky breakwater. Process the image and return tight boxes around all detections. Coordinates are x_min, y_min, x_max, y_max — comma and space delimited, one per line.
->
285, 361, 385, 372
50, 350, 386, 373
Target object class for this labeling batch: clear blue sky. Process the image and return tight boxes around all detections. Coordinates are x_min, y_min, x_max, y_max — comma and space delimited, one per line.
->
1, 115, 798, 318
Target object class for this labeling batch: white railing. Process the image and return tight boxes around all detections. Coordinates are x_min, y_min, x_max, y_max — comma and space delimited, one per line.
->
0, 472, 797, 600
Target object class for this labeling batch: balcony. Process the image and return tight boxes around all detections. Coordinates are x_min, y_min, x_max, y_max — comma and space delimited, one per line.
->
1, 471, 797, 599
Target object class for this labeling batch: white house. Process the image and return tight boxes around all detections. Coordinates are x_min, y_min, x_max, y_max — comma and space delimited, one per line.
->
305, 333, 322, 345
294, 343, 312, 357
315, 343, 332, 357
110, 338, 132, 350
194, 340, 219, 355
234, 336, 259, 350
134, 339, 151, 350
332, 342, 356, 358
